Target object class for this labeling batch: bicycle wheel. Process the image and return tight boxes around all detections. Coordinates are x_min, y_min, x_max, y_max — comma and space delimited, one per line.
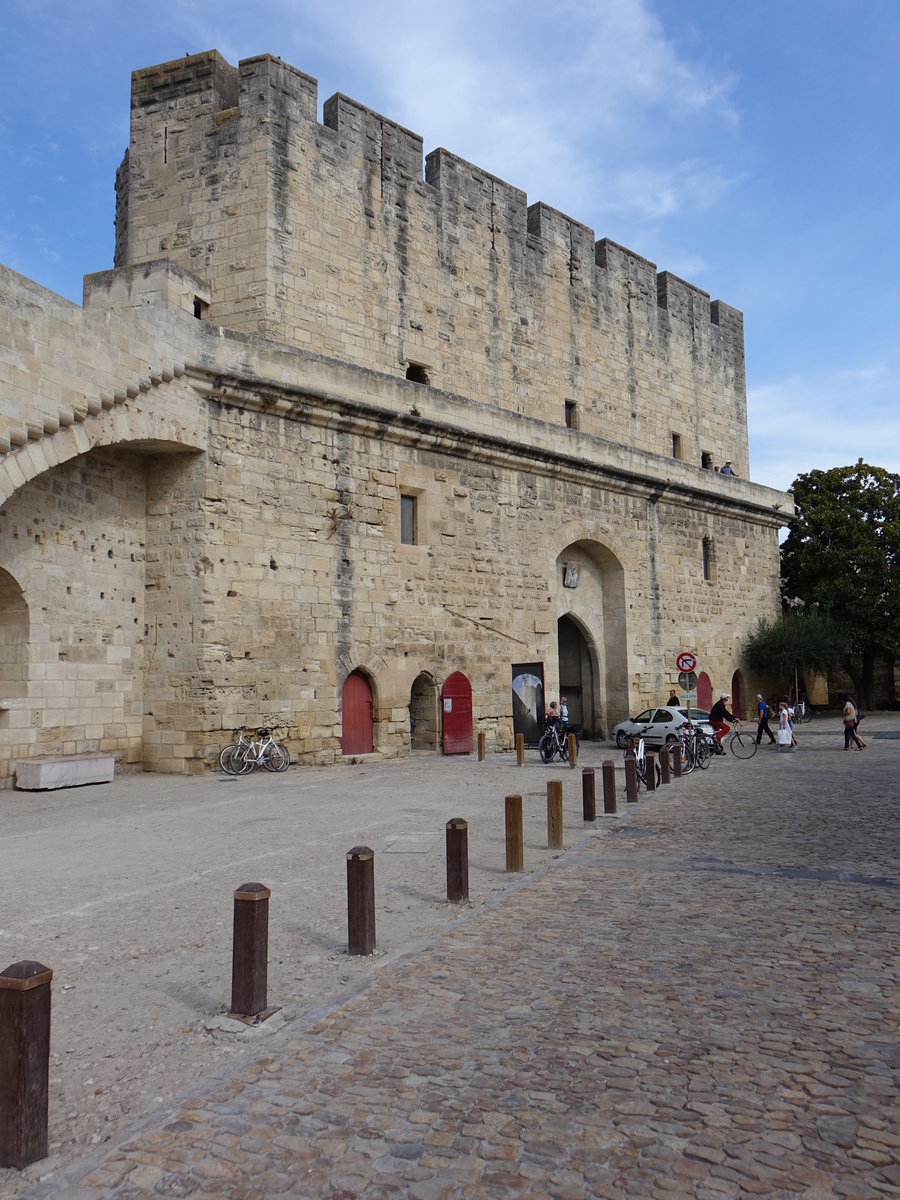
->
262, 742, 290, 772
539, 733, 555, 764
696, 739, 712, 769
679, 742, 695, 774
219, 743, 241, 774
274, 740, 291, 771
232, 744, 257, 774
798, 706, 812, 724
559, 737, 569, 762
729, 730, 758, 759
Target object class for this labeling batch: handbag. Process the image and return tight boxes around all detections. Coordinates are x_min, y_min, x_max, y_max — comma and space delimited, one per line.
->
777, 727, 792, 746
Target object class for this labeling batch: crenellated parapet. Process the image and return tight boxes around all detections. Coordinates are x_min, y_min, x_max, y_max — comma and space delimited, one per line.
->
114, 50, 749, 474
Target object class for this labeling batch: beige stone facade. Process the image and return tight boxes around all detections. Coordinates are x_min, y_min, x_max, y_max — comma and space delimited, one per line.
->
0, 51, 791, 782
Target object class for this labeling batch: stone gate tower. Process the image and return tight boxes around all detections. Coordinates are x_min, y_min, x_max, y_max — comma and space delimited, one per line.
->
0, 51, 790, 781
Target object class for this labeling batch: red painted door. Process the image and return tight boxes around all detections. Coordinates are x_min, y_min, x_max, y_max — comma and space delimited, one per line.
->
697, 671, 713, 712
441, 671, 473, 755
730, 671, 743, 720
341, 671, 373, 754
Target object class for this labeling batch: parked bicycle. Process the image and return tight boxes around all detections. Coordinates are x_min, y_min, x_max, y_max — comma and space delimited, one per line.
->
623, 725, 661, 791
675, 723, 713, 773
219, 727, 291, 774
538, 719, 578, 764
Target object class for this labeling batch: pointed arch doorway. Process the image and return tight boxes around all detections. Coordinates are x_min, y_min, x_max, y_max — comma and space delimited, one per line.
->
341, 670, 374, 755
557, 615, 597, 738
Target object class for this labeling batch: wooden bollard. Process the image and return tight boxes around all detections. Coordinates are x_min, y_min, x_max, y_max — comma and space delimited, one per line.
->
0, 960, 52, 1169
477, 731, 486, 761
672, 744, 682, 778
347, 846, 376, 955
645, 751, 656, 791
515, 732, 524, 766
505, 794, 524, 872
624, 755, 638, 804
660, 745, 671, 785
601, 760, 617, 813
231, 883, 272, 1019
547, 780, 563, 848
446, 818, 469, 902
582, 767, 596, 821
567, 732, 577, 767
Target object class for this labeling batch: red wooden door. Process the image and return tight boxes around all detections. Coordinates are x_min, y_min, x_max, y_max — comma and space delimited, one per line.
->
341, 671, 373, 755
441, 671, 473, 755
730, 671, 743, 720
697, 671, 713, 712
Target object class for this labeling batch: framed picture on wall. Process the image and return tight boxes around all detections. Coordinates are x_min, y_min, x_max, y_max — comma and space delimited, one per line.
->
511, 662, 545, 747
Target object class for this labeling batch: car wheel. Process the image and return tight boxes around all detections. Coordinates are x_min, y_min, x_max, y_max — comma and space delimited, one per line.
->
616, 730, 629, 749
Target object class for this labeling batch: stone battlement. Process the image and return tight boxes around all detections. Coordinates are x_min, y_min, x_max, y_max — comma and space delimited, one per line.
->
115, 50, 748, 473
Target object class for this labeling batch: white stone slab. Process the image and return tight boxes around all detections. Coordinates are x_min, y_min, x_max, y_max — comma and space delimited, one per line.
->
15, 755, 115, 790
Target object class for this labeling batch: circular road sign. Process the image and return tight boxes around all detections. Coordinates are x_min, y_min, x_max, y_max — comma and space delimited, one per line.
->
676, 652, 697, 673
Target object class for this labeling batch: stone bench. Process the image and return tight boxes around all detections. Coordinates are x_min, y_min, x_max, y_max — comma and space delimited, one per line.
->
15, 755, 115, 791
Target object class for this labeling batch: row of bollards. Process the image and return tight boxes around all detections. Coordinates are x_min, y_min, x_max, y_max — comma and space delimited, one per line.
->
4, 749, 684, 1170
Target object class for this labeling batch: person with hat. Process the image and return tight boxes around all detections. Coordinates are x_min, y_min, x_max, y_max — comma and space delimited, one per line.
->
755, 692, 777, 746
719, 460, 737, 476
708, 691, 736, 749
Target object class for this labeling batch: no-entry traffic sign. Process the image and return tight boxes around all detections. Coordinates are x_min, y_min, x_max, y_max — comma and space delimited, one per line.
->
675, 652, 697, 673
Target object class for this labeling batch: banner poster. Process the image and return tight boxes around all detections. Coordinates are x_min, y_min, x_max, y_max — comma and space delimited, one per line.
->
511, 662, 545, 747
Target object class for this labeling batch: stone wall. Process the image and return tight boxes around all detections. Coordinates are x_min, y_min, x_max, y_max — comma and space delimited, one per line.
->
117, 52, 749, 476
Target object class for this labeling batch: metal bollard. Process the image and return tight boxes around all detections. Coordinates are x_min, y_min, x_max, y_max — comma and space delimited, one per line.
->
645, 751, 657, 791
446, 818, 469, 902
347, 846, 376, 955
624, 755, 638, 804
602, 760, 617, 813
505, 794, 524, 872
515, 733, 524, 766
582, 767, 596, 821
230, 883, 272, 1019
477, 731, 486, 762
660, 746, 671, 785
547, 780, 563, 848
567, 732, 577, 767
0, 960, 52, 1169
672, 743, 682, 778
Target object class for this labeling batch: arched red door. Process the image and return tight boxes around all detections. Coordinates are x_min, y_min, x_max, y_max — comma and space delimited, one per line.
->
341, 670, 374, 755
730, 671, 743, 720
441, 671, 473, 755
697, 671, 713, 712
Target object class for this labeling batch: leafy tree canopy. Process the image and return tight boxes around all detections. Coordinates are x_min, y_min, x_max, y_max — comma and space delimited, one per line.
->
780, 460, 900, 701
742, 612, 843, 690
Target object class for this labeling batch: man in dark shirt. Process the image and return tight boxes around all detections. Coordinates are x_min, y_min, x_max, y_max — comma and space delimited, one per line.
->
667, 689, 679, 707
709, 692, 734, 747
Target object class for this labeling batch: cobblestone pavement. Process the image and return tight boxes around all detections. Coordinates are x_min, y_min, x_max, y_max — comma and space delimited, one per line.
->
7, 717, 900, 1198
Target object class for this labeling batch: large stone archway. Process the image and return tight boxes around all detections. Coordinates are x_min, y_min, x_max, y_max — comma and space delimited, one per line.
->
555, 539, 628, 736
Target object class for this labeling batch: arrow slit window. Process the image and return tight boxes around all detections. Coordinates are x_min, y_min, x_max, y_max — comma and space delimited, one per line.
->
702, 536, 715, 582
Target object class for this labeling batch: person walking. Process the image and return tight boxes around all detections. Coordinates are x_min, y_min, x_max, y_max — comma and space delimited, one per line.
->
755, 693, 776, 746
776, 701, 794, 750
841, 695, 866, 750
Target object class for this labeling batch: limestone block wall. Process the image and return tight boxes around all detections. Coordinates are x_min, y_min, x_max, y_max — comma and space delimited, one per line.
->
0, 449, 149, 779
116, 51, 749, 476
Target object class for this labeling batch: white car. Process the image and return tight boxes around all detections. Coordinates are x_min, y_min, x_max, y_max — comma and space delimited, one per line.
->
613, 707, 714, 748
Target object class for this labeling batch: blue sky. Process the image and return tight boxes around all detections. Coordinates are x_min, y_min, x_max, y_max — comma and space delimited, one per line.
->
2, 0, 898, 494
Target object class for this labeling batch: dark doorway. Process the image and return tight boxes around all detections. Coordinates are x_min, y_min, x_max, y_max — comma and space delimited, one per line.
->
557, 615, 595, 737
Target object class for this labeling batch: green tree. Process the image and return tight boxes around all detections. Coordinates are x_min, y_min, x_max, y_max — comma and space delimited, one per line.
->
780, 460, 900, 705
742, 612, 843, 695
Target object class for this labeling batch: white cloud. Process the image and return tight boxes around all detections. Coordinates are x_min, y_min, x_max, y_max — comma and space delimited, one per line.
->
748, 358, 900, 493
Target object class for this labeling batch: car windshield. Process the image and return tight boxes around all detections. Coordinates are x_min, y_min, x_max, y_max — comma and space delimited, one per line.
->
633, 710, 653, 722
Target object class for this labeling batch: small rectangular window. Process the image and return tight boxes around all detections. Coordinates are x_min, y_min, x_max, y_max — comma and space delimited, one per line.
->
564, 401, 576, 429
400, 494, 417, 545
672, 433, 683, 460
701, 451, 713, 469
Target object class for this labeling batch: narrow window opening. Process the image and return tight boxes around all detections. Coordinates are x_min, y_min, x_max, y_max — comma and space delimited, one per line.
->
701, 451, 713, 469
672, 433, 683, 460
400, 494, 417, 545
564, 401, 576, 429
193, 297, 208, 320
406, 363, 429, 385
702, 536, 714, 582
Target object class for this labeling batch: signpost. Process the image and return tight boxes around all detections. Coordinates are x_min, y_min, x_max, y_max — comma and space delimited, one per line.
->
676, 652, 699, 722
